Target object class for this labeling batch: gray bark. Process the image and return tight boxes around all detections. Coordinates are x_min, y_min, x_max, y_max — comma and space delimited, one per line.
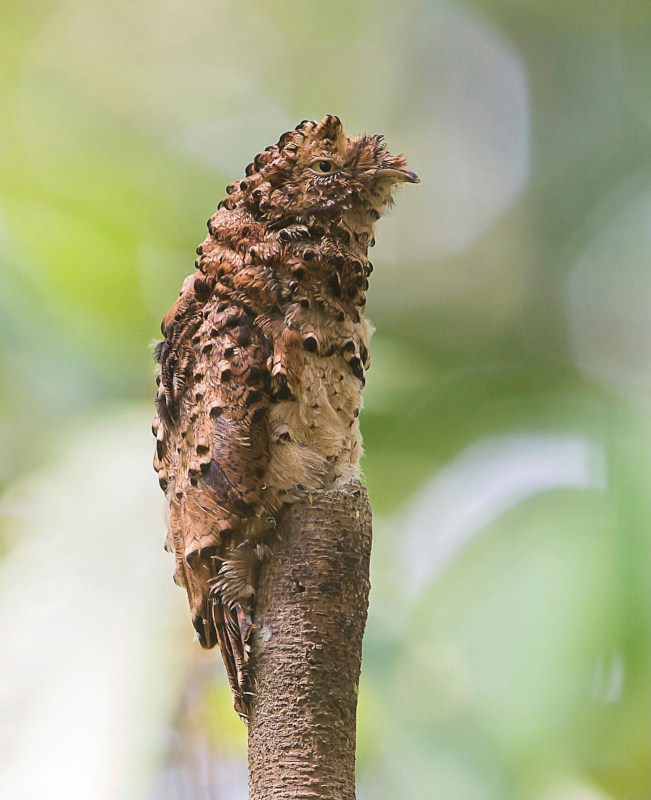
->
248, 481, 372, 800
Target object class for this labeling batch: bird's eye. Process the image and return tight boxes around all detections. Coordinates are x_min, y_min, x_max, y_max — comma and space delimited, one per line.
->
310, 159, 338, 174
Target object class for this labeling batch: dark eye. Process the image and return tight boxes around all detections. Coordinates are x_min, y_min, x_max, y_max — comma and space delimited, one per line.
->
310, 159, 338, 174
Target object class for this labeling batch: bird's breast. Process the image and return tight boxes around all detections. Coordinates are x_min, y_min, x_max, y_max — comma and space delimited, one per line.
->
263, 352, 363, 510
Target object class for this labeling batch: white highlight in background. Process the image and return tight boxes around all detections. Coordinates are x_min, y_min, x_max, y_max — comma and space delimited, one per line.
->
403, 433, 607, 596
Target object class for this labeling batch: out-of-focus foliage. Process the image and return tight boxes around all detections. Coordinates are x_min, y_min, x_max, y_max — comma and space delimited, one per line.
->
0, 1, 649, 798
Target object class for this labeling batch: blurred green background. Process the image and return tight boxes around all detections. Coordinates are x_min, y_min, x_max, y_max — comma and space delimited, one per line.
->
1, 1, 649, 798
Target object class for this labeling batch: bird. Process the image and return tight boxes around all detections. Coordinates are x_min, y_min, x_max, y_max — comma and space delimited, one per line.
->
152, 115, 418, 718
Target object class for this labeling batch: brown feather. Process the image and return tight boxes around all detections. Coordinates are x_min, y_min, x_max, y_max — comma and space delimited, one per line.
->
152, 115, 418, 718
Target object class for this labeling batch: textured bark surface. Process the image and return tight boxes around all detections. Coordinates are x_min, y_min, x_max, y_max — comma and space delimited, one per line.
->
248, 481, 372, 800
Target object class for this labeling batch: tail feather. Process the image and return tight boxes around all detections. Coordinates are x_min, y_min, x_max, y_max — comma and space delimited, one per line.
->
211, 597, 251, 719
183, 548, 252, 719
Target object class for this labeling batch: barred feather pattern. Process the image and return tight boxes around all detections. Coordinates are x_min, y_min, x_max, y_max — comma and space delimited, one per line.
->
152, 115, 418, 717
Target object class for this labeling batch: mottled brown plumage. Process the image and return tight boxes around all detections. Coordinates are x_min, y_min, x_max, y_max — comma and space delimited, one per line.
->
152, 115, 418, 717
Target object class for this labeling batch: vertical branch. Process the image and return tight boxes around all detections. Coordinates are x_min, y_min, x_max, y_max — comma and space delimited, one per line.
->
247, 481, 372, 800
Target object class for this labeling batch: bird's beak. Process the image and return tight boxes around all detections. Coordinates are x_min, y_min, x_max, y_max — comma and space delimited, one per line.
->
373, 167, 420, 184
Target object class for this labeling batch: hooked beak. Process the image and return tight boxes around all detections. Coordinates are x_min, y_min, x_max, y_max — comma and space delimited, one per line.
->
372, 167, 420, 184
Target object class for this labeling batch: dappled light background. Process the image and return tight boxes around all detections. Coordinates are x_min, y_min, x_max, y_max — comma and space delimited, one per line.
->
1, 1, 649, 798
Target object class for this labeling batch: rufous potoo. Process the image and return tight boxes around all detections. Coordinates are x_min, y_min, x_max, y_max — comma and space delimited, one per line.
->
152, 115, 418, 717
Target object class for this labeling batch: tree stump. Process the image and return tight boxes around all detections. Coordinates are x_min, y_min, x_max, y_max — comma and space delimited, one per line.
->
248, 481, 372, 800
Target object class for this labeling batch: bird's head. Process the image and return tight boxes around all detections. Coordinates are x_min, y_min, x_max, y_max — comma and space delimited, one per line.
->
220, 115, 418, 230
